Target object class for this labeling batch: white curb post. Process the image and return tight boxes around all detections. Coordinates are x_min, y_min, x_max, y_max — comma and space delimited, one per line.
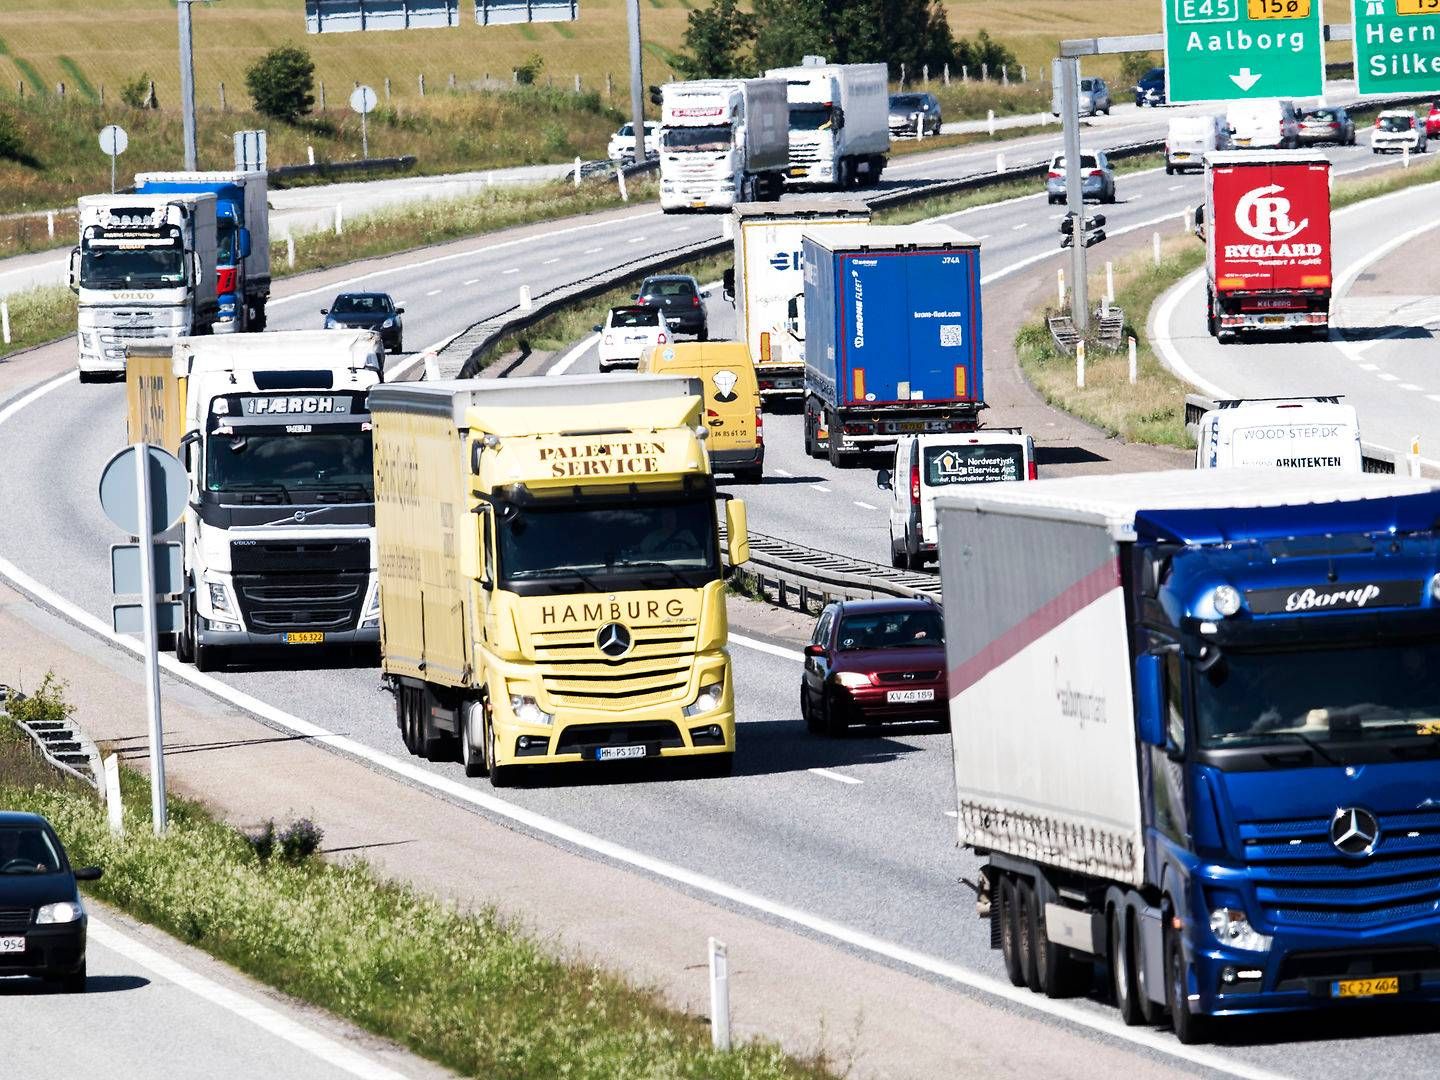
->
573, 156, 582, 187
709, 937, 731, 1051
1, 300, 9, 345
1404, 145, 1411, 168
987, 109, 995, 137
307, 144, 315, 165
518, 285, 533, 312
334, 203, 343, 236
1057, 268, 1065, 308
1076, 340, 1086, 389
1105, 260, 1114, 305
1410, 436, 1423, 478
722, 216, 734, 239
995, 152, 1006, 173
1128, 336, 1138, 385
617, 167, 628, 202
286, 232, 295, 270
1153, 231, 1161, 267
104, 754, 124, 835
47, 211, 55, 239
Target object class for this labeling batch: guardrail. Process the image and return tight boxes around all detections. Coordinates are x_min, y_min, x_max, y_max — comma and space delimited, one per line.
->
0, 684, 101, 791
1183, 393, 1415, 475
269, 155, 419, 185
727, 530, 940, 614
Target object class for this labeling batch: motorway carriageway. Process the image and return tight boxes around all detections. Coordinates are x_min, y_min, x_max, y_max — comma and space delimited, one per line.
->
1, 127, 1436, 1079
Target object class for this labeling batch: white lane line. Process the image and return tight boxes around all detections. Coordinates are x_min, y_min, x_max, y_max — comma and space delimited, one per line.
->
944, 810, 959, 818
543, 258, 560, 265
773, 467, 794, 477
1378, 372, 1400, 382
502, 268, 519, 275
809, 768, 862, 786
1359, 363, 1380, 371
731, 632, 805, 662
974, 234, 990, 240
853, 500, 878, 510
90, 920, 406, 1080
1168, 184, 1183, 191
551, 333, 599, 376
811, 484, 832, 493
1428, 395, 1440, 403
1011, 222, 1028, 230
1401, 383, 1424, 391
462, 278, 479, 286
626, 236, 646, 244
424, 289, 441, 296
1129, 193, 1144, 201
583, 247, 603, 254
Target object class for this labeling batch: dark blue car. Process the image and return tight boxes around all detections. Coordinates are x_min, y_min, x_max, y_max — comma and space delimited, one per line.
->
1134, 66, 1166, 107
0, 812, 101, 992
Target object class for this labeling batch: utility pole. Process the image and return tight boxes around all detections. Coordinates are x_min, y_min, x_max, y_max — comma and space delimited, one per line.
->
625, 0, 646, 166
1059, 57, 1087, 333
178, 0, 200, 170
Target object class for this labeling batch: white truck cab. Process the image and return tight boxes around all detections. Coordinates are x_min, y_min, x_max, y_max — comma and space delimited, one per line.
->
1195, 397, 1362, 473
880, 431, 1035, 569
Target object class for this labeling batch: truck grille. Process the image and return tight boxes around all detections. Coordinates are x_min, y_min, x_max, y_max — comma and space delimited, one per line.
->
555, 721, 685, 754
231, 540, 369, 634
1242, 807, 1440, 928
0, 908, 31, 931
789, 144, 821, 166
531, 621, 698, 711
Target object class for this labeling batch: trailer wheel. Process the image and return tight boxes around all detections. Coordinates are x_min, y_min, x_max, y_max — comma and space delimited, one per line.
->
418, 692, 450, 762
1109, 906, 1145, 1025
998, 877, 1026, 987
1016, 880, 1041, 991
1033, 901, 1092, 999
1167, 929, 1211, 1044
804, 404, 826, 459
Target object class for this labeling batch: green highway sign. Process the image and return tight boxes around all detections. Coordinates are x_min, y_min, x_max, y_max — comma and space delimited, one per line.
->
1163, 0, 1326, 103
1354, 0, 1440, 94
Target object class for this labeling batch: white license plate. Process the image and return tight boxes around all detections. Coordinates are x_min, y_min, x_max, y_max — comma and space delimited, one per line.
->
0, 936, 24, 953
887, 688, 935, 704
595, 745, 648, 761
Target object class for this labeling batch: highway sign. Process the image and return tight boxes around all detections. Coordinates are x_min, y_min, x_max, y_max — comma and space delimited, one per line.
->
349, 85, 378, 114
1164, 0, 1326, 103
99, 444, 187, 538
1353, 0, 1440, 94
111, 542, 183, 595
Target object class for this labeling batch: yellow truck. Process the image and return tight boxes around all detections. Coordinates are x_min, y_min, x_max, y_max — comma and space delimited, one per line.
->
369, 374, 750, 785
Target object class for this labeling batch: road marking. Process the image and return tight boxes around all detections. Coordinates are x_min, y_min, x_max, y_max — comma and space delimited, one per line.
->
584, 247, 603, 254
502, 268, 519, 275
1401, 383, 1423, 392
1168, 184, 1183, 191
1130, 193, 1144, 201
809, 768, 862, 785
90, 920, 405, 1080
1011, 222, 1028, 230
543, 258, 560, 265
463, 278, 479, 286
811, 484, 831, 493
1378, 373, 1400, 382
626, 236, 646, 243
1359, 363, 1380, 371
944, 810, 959, 818
551, 333, 599, 376
424, 289, 441, 296
1428, 395, 1440, 403
773, 467, 794, 477
974, 234, 990, 240
853, 500, 878, 510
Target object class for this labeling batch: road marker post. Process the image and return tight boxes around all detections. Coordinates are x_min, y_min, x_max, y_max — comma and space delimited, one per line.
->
1411, 437, 1423, 478
0, 301, 9, 345
519, 285, 533, 312
574, 156, 582, 187
1128, 336, 1137, 385
104, 754, 124, 835
1153, 231, 1161, 267
722, 216, 734, 239
46, 211, 54, 239
1404, 145, 1411, 169
1105, 260, 1114, 304
1057, 267, 1065, 308
617, 167, 628, 202
286, 232, 295, 269
307, 144, 316, 166
1076, 340, 1086, 389
334, 203, 343, 236
708, 938, 731, 1051
995, 152, 1006, 173
987, 109, 995, 137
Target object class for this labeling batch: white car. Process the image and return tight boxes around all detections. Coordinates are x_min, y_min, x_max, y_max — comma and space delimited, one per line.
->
1372, 110, 1428, 154
607, 121, 660, 164
595, 305, 670, 371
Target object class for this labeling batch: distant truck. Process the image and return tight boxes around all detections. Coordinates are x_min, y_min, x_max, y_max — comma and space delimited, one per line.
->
658, 78, 790, 212
765, 59, 890, 189
125, 331, 385, 671
938, 469, 1440, 1043
71, 193, 219, 383
724, 200, 871, 402
801, 224, 984, 467
1204, 150, 1331, 341
135, 171, 271, 333
368, 375, 751, 785
1194, 396, 1362, 473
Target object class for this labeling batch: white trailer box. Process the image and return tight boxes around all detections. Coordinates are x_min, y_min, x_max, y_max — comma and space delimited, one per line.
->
659, 78, 789, 211
1194, 397, 1362, 472
765, 60, 891, 187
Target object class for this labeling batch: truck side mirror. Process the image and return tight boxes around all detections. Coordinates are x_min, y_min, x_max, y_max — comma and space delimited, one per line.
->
68, 247, 80, 293
238, 227, 252, 260
876, 468, 892, 490
190, 251, 202, 286
177, 428, 201, 471
722, 267, 735, 303
725, 498, 750, 567
832, 105, 845, 130
1134, 653, 1165, 748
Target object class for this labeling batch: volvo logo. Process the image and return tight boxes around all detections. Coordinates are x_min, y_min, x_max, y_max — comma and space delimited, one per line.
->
292, 510, 308, 523
596, 622, 633, 659
1329, 807, 1381, 857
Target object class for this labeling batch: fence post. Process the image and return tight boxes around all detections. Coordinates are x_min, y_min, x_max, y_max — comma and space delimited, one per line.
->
943, 63, 950, 86
147, 79, 157, 108
961, 65, 968, 83
334, 203, 343, 236
104, 755, 124, 835
1153, 232, 1162, 267
1076, 340, 1086, 389
307, 144, 316, 165
574, 73, 582, 93
1128, 336, 1138, 385
709, 938, 732, 1052
419, 73, 426, 97
1021, 65, 1027, 83
218, 81, 226, 110
99, 84, 105, 106
1002, 65, 1008, 86
922, 64, 929, 87
982, 62, 989, 81
384, 77, 391, 100
1, 300, 10, 345
47, 211, 54, 239
606, 72, 613, 98
319, 81, 326, 110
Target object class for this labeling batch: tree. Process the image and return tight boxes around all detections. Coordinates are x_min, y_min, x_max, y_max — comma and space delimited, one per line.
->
955, 30, 1018, 80
515, 52, 545, 86
675, 0, 757, 80
1119, 51, 1161, 87
120, 72, 156, 110
245, 45, 316, 123
0, 108, 24, 162
751, 0, 963, 79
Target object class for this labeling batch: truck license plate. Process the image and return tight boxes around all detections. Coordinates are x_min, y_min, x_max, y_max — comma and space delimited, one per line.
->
284, 632, 325, 645
887, 689, 935, 704
898, 422, 926, 433
1262, 315, 1286, 325
1332, 977, 1400, 998
595, 745, 648, 761
0, 936, 24, 953
789, 167, 807, 177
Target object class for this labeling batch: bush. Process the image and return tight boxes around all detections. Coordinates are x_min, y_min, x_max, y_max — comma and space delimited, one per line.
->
5, 673, 70, 728
515, 53, 545, 86
0, 109, 25, 162
245, 45, 316, 123
957, 30, 1018, 80
1119, 51, 1161, 87
119, 72, 155, 110
249, 817, 324, 864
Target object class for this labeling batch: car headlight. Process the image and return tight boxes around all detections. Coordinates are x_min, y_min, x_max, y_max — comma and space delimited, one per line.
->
381, 316, 396, 328
683, 682, 725, 717
36, 900, 83, 924
509, 694, 554, 726
208, 582, 233, 614
324, 318, 337, 329
1209, 907, 1272, 952
834, 671, 872, 689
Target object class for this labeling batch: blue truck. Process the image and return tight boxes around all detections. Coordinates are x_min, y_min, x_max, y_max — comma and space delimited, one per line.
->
135, 171, 271, 333
800, 224, 983, 468
937, 469, 1440, 1042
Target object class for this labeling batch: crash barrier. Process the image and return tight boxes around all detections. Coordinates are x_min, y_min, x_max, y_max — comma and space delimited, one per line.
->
722, 528, 941, 614
269, 155, 418, 185
1183, 393, 1410, 475
0, 684, 101, 791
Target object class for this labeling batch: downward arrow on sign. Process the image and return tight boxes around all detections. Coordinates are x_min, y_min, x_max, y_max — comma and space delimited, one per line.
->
1230, 68, 1262, 92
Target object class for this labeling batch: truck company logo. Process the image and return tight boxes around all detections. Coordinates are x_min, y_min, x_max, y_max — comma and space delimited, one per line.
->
850, 270, 865, 348
1235, 184, 1308, 244
769, 250, 802, 272
242, 396, 352, 415
1054, 659, 1107, 728
1245, 580, 1421, 615
711, 369, 739, 403
538, 440, 665, 478
540, 597, 687, 625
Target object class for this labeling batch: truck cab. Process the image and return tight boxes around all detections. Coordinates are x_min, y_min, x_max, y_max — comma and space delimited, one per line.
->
658, 79, 789, 211
764, 58, 890, 189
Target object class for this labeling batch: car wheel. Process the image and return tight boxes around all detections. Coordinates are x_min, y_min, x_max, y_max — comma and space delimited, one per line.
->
1165, 163, 1174, 175
59, 962, 86, 994
1167, 928, 1211, 1044
697, 326, 709, 342
802, 687, 822, 734
822, 690, 848, 737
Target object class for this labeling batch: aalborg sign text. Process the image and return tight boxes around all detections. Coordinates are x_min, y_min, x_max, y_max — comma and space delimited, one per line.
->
1354, 0, 1440, 94
1164, 0, 1326, 103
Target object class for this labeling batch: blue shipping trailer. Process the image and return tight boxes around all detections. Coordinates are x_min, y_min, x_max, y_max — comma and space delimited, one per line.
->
801, 224, 983, 467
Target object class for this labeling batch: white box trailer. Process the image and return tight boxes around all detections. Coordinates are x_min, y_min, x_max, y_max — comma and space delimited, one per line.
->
659, 78, 790, 211
765, 60, 891, 188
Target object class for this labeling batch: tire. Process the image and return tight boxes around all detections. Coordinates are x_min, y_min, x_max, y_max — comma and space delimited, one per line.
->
59, 962, 86, 994
698, 326, 709, 342
1110, 906, 1145, 1026
194, 639, 220, 673
1205, 288, 1219, 338
1015, 879, 1041, 991
77, 371, 102, 385
734, 466, 763, 484
1165, 163, 1174, 176
1032, 900, 1092, 999
695, 752, 734, 778
485, 710, 519, 788
804, 409, 823, 459
176, 587, 196, 664
822, 690, 848, 737
998, 876, 1026, 987
400, 689, 419, 755
802, 687, 823, 734
890, 542, 906, 570
1167, 929, 1211, 1045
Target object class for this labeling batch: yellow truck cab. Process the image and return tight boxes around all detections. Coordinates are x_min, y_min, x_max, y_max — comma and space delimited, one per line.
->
368, 374, 750, 786
638, 342, 764, 482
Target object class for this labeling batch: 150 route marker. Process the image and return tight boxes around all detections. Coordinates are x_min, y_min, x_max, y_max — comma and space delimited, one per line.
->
1164, 0, 1327, 103
1353, 0, 1440, 94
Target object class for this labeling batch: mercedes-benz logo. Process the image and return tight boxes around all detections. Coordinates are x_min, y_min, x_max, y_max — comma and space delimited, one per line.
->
1329, 807, 1381, 857
596, 622, 632, 659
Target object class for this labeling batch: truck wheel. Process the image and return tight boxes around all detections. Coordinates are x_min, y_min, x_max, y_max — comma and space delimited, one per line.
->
194, 639, 220, 673
1110, 906, 1145, 1025
1015, 879, 1041, 991
485, 712, 520, 788
419, 695, 450, 762
998, 877, 1026, 987
459, 704, 485, 778
1205, 289, 1218, 338
1033, 901, 1092, 999
1167, 930, 1211, 1045
176, 589, 195, 664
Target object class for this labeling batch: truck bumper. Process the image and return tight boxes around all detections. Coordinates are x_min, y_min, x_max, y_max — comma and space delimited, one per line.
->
660, 189, 737, 211
1220, 310, 1329, 332
198, 621, 380, 648
756, 365, 804, 397
709, 447, 764, 473
831, 412, 982, 450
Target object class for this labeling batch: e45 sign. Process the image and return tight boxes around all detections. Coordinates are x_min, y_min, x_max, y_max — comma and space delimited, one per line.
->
1164, 0, 1325, 103
1353, 0, 1440, 93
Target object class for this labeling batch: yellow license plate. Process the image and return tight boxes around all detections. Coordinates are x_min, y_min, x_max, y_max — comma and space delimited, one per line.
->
1332, 977, 1400, 998
1262, 314, 1287, 324
284, 632, 325, 645
1398, 0, 1440, 14
789, 167, 807, 177
1248, 0, 1310, 17
898, 421, 926, 432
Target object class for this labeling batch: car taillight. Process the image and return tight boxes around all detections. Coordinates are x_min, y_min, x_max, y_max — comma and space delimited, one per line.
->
1027, 459, 1038, 480
910, 467, 920, 509
755, 406, 763, 446
657, 332, 667, 344
692, 295, 700, 307
1088, 169, 1104, 177
1048, 170, 1062, 179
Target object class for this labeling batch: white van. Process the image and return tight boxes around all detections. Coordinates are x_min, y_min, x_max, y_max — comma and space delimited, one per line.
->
1195, 398, 1362, 472
1226, 99, 1300, 149
1166, 115, 1229, 174
879, 431, 1035, 568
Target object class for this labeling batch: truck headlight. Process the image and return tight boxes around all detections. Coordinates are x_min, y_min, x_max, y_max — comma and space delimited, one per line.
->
36, 900, 83, 924
208, 582, 234, 614
1209, 907, 1272, 952
683, 682, 724, 717
1212, 584, 1242, 617
360, 585, 381, 629
509, 694, 554, 726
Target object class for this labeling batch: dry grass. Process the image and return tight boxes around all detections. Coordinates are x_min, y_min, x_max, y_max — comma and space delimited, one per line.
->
0, 284, 77, 361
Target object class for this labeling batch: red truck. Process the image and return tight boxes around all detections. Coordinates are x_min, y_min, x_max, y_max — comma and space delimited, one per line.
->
1204, 150, 1331, 342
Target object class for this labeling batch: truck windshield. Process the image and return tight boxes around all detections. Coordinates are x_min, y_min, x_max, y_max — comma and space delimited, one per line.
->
205, 431, 373, 502
498, 496, 718, 592
662, 126, 733, 151
923, 444, 1024, 485
1195, 641, 1440, 750
80, 245, 186, 289
217, 221, 238, 265
788, 104, 833, 131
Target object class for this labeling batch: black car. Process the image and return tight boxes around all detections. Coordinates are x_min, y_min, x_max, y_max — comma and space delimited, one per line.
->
635, 275, 707, 339
888, 92, 942, 137
0, 812, 101, 992
322, 292, 404, 353
1134, 67, 1166, 107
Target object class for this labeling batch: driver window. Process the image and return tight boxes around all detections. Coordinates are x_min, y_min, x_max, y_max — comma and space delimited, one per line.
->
1165, 650, 1186, 752
477, 507, 494, 588
811, 608, 833, 646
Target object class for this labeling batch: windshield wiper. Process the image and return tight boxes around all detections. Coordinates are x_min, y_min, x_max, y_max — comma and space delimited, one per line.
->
1220, 729, 1341, 766
218, 483, 291, 503
293, 484, 372, 502
508, 565, 608, 591
618, 559, 695, 586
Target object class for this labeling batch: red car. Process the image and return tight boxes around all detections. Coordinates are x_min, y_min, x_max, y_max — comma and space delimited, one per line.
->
801, 599, 949, 736
1427, 104, 1440, 138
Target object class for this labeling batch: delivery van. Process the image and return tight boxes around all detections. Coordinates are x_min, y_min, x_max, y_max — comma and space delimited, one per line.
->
1226, 99, 1300, 149
1195, 397, 1361, 472
879, 430, 1035, 568
640, 342, 764, 482
1166, 115, 1228, 174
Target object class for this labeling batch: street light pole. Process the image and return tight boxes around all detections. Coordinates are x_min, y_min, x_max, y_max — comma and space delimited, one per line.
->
1060, 57, 1088, 333
178, 0, 199, 170
625, 0, 646, 166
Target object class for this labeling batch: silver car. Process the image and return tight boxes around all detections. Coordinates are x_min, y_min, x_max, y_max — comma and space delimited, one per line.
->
888, 93, 942, 136
1079, 78, 1111, 116
1046, 151, 1116, 204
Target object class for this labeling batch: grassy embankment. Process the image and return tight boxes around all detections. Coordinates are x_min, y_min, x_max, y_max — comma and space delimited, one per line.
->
0, 676, 835, 1080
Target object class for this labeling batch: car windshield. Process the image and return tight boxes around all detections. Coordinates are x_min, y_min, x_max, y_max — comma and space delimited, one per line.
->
617, 123, 634, 137
1080, 79, 1098, 91
0, 827, 63, 875
79, 244, 186, 289
923, 444, 1024, 485
789, 104, 833, 131
891, 95, 924, 110
1143, 67, 1164, 82
1379, 115, 1414, 132
1196, 641, 1440, 750
663, 125, 732, 151
498, 496, 719, 591
206, 431, 374, 501
611, 308, 660, 328
837, 609, 943, 650
332, 294, 390, 314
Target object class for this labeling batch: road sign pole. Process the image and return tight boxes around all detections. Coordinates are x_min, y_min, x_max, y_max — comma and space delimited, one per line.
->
178, 0, 198, 170
625, 0, 646, 166
110, 149, 117, 193
361, 108, 368, 159
134, 444, 167, 836
1061, 58, 1088, 333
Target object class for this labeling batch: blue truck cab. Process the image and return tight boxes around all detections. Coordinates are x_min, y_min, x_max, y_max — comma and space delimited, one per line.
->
800, 224, 983, 468
938, 470, 1440, 1043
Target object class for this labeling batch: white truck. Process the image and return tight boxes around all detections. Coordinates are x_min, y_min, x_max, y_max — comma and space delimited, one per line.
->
659, 78, 790, 212
125, 331, 385, 671
1193, 396, 1362, 473
764, 58, 890, 189
722, 200, 870, 400
71, 193, 219, 382
134, 171, 272, 333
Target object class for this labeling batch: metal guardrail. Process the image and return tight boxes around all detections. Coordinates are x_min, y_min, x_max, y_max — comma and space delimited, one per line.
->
1183, 393, 1408, 474
0, 684, 101, 791
269, 155, 419, 185
724, 530, 940, 614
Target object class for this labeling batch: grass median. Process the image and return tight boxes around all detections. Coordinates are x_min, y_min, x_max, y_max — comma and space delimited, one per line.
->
0, 284, 76, 362
0, 677, 835, 1080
